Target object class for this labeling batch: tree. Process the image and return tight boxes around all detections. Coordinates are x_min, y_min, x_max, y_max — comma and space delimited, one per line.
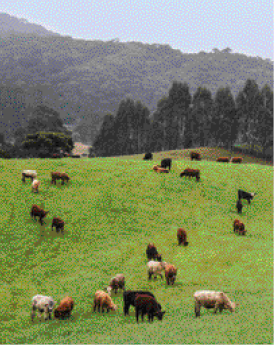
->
132, 100, 151, 153
146, 120, 164, 152
252, 84, 273, 158
235, 79, 263, 151
22, 132, 74, 156
26, 105, 68, 134
93, 113, 116, 157
211, 86, 238, 149
192, 87, 213, 147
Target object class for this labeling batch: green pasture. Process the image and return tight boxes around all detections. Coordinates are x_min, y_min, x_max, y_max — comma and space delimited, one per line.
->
0, 154, 272, 344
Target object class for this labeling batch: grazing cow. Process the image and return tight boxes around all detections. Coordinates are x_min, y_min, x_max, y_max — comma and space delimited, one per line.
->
123, 290, 158, 316
22, 170, 37, 183
190, 152, 201, 161
30, 205, 49, 225
147, 261, 167, 280
146, 243, 162, 262
231, 157, 243, 163
177, 228, 188, 246
236, 199, 243, 214
51, 172, 70, 185
161, 158, 172, 170
135, 294, 165, 323
107, 274, 126, 294
32, 179, 41, 193
180, 168, 200, 182
143, 153, 153, 160
51, 217, 65, 234
54, 296, 74, 319
153, 165, 169, 173
216, 157, 230, 162
93, 290, 117, 313
31, 295, 56, 322
165, 264, 177, 285
233, 219, 246, 235
194, 290, 237, 317
238, 189, 256, 204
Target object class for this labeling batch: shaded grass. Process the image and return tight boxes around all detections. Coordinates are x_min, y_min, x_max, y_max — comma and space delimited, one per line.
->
0, 154, 272, 344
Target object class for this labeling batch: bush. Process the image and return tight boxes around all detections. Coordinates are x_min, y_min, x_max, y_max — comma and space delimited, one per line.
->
0, 149, 11, 158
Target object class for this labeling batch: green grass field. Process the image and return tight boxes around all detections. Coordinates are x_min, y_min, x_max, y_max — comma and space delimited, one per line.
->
0, 152, 273, 344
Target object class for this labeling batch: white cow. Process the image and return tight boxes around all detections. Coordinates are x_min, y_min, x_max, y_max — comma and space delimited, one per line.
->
22, 170, 37, 182
31, 295, 56, 321
147, 261, 167, 280
32, 179, 41, 193
194, 290, 237, 317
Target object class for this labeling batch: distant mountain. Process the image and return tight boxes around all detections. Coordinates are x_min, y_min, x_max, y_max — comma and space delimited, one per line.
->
0, 12, 62, 37
0, 13, 273, 144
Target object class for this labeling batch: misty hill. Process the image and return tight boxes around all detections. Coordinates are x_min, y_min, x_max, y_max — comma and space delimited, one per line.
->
0, 12, 273, 144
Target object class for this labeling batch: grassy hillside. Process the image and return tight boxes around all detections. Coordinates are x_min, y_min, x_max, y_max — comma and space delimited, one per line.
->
0, 153, 272, 344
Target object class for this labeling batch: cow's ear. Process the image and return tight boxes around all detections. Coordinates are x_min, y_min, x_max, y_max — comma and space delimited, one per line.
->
162, 311, 166, 315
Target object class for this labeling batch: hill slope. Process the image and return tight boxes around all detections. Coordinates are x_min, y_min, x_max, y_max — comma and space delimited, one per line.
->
0, 156, 272, 343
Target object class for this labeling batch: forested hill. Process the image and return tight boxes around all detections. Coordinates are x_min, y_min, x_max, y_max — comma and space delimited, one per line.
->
0, 12, 273, 144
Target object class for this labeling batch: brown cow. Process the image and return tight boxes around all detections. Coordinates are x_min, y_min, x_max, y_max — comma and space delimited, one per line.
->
216, 157, 230, 162
153, 165, 169, 173
233, 219, 246, 235
180, 168, 200, 181
135, 294, 165, 323
51, 172, 70, 185
177, 228, 188, 246
93, 290, 117, 313
165, 264, 177, 285
30, 205, 49, 225
231, 157, 243, 163
190, 152, 201, 161
52, 217, 65, 234
54, 296, 74, 319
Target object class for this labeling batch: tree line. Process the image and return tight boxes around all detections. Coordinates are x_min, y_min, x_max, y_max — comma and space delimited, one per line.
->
93, 79, 273, 159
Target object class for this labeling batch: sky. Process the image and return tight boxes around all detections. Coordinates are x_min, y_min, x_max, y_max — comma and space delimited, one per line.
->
2, 0, 274, 60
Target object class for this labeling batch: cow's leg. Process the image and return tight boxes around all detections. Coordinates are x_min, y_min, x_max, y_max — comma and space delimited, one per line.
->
214, 302, 219, 313
219, 306, 224, 313
195, 302, 200, 317
160, 273, 163, 279
141, 311, 145, 322
248, 199, 251, 204
31, 306, 36, 321
148, 272, 152, 280
136, 309, 139, 323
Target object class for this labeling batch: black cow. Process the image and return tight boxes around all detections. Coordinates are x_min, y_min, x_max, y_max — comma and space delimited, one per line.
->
135, 294, 165, 323
161, 158, 172, 170
238, 190, 256, 204
146, 243, 162, 261
123, 290, 158, 316
143, 153, 153, 160
236, 199, 243, 214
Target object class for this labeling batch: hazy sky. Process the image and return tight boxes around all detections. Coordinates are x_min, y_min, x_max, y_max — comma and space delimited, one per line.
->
3, 0, 273, 59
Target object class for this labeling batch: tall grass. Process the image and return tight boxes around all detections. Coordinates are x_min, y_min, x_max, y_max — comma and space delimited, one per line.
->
0, 156, 272, 344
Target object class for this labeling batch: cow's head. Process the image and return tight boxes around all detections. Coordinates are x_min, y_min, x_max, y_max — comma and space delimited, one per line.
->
155, 310, 166, 320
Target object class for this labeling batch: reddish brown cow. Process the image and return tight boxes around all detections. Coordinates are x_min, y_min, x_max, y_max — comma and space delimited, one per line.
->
30, 205, 49, 225
233, 219, 246, 235
190, 152, 201, 161
165, 264, 177, 285
54, 296, 74, 319
231, 157, 243, 163
180, 168, 200, 181
52, 217, 65, 234
216, 157, 230, 162
177, 228, 188, 246
51, 172, 70, 185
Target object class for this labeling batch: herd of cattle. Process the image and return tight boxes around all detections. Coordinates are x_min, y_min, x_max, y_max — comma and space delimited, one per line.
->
21, 150, 257, 324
